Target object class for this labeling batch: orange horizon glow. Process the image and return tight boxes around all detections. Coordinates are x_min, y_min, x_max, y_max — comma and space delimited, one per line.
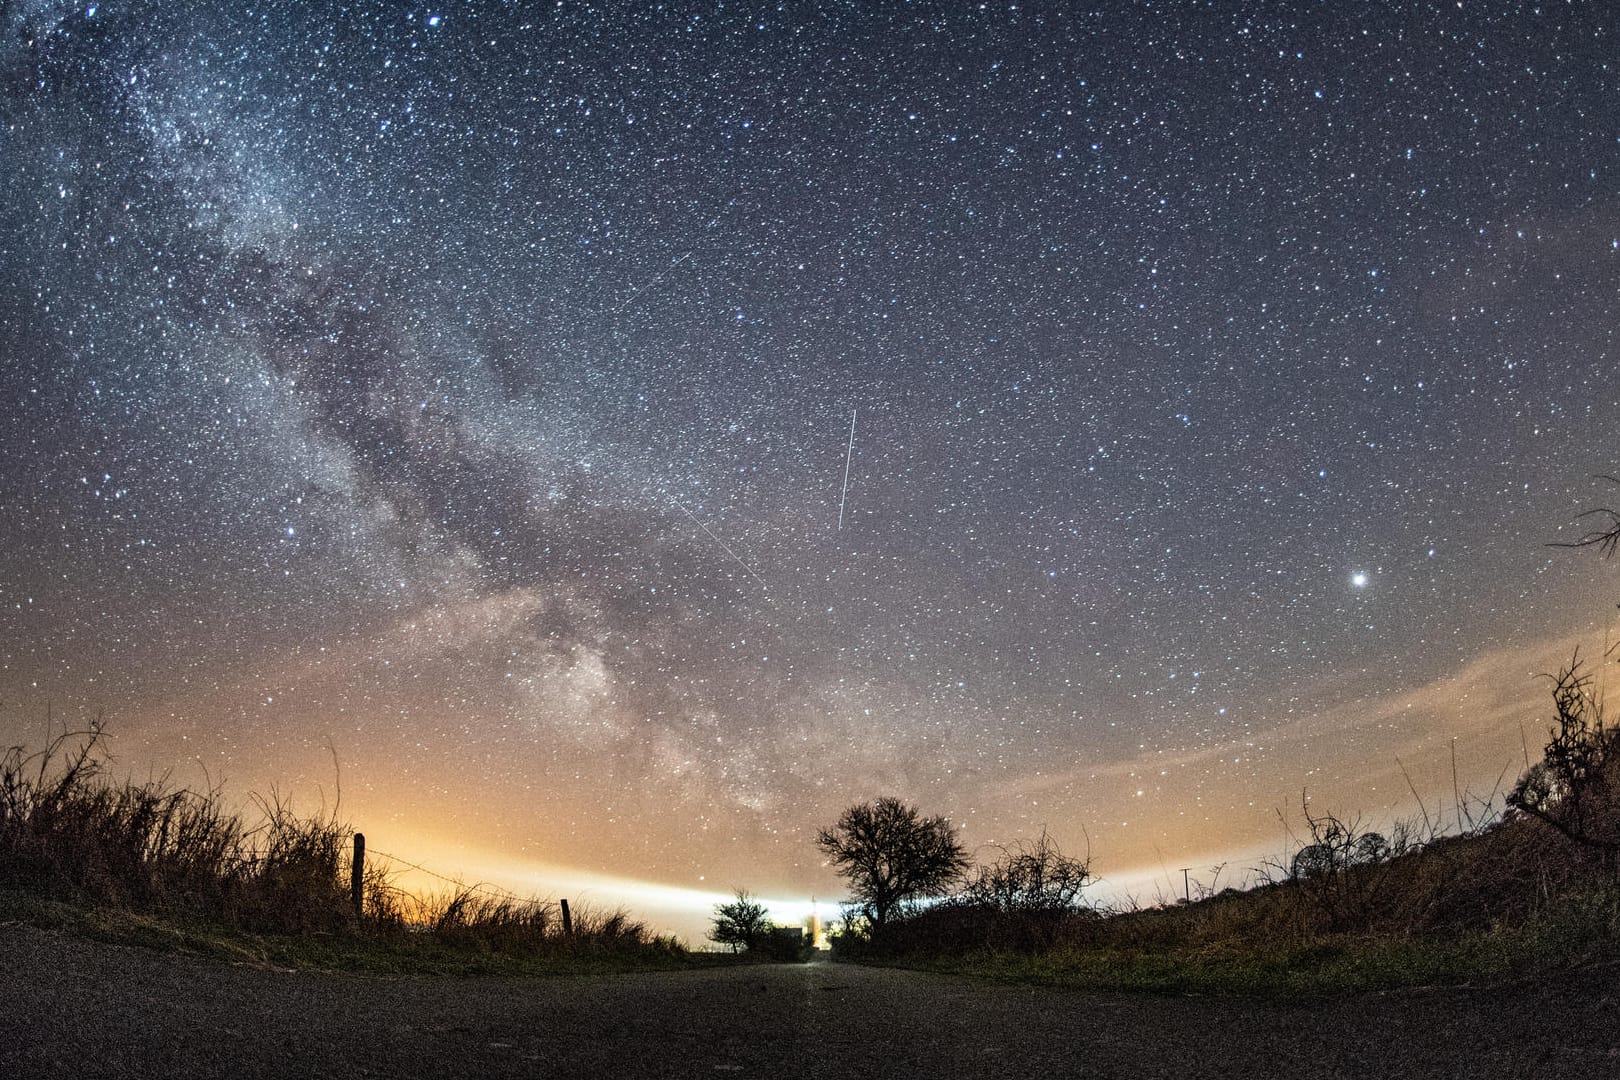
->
1, 618, 1590, 944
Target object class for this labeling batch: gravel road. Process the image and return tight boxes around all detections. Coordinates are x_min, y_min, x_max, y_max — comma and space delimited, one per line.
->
1, 924, 1615, 1079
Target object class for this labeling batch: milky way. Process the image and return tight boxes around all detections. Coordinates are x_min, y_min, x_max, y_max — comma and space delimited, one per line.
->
2, 1, 1618, 925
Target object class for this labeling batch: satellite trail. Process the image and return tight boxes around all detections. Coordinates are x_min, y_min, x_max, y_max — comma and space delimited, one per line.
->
838, 409, 856, 531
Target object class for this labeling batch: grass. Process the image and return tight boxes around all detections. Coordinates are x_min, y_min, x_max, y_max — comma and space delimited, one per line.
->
10, 704, 1620, 994
0, 888, 701, 977
0, 718, 691, 974
885, 888, 1620, 997
825, 647, 1620, 996
845, 774, 1620, 997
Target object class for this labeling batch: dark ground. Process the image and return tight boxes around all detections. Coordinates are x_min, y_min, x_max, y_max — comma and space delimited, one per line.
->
1, 924, 1615, 1079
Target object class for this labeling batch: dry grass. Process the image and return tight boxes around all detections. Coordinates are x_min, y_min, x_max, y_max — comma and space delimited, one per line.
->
0, 718, 679, 967
858, 735, 1620, 994
0, 717, 350, 932
860, 800, 1620, 994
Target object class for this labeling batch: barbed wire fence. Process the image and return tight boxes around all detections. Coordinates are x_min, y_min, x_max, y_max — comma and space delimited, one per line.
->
366, 846, 537, 905
349, 838, 577, 933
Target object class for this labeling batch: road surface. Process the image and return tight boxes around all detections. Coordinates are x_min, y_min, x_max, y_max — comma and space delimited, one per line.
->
1, 924, 1614, 1078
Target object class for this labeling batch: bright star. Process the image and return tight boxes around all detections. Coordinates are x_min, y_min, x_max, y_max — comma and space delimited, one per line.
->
1350, 572, 1368, 588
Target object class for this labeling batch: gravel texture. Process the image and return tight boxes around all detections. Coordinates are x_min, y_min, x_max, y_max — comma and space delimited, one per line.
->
1, 924, 1616, 1079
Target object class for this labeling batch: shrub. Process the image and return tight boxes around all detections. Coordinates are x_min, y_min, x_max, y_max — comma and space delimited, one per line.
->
961, 829, 1091, 915
1508, 653, 1620, 867
754, 925, 811, 962
709, 889, 771, 952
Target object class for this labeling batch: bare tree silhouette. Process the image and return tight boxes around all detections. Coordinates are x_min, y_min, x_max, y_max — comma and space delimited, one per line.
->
816, 796, 969, 937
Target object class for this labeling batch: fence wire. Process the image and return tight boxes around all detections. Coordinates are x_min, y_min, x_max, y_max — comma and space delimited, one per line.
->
364, 846, 543, 905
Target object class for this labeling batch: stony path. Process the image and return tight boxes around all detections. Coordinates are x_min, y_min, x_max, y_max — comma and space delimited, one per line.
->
1, 925, 1615, 1078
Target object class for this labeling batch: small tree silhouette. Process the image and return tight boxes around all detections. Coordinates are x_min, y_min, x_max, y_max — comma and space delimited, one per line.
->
816, 796, 969, 938
709, 889, 771, 952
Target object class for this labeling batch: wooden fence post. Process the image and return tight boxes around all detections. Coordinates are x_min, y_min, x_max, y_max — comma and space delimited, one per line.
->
351, 833, 365, 917
560, 897, 572, 935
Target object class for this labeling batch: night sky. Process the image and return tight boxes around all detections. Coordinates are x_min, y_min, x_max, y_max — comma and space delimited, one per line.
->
3, 1, 1618, 933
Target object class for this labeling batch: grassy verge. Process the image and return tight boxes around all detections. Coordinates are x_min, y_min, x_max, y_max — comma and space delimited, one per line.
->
0, 721, 701, 975
0, 889, 726, 977
865, 887, 1620, 997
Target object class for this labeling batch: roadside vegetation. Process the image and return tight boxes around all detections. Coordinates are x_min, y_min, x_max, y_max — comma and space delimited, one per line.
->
814, 672, 1620, 996
798, 491, 1620, 994
13, 648, 1619, 990
706, 888, 813, 961
0, 719, 687, 975
14, 488, 1620, 990
808, 646, 1620, 995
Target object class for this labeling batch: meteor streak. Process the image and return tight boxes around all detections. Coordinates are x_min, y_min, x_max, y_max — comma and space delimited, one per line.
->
671, 499, 770, 594
613, 251, 692, 314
